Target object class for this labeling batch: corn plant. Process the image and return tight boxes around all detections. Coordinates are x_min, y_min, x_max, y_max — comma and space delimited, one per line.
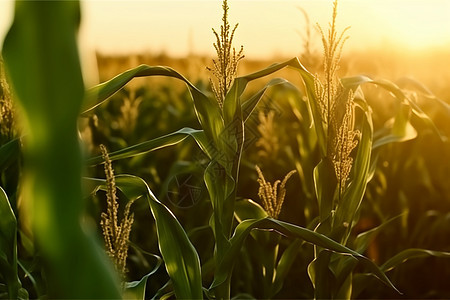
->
1, 0, 450, 299
79, 1, 410, 298
283, 1, 450, 298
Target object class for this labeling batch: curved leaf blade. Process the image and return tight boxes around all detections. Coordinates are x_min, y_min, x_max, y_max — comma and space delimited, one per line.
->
373, 102, 418, 149
0, 186, 20, 299
86, 127, 207, 165
313, 158, 337, 222
210, 217, 398, 294
3, 1, 121, 297
241, 57, 326, 156
234, 198, 268, 222
354, 214, 403, 254
85, 175, 203, 299
204, 161, 234, 258
272, 239, 302, 297
343, 75, 447, 142
381, 248, 450, 272
241, 78, 294, 123
82, 64, 223, 144
335, 98, 373, 233
123, 251, 162, 300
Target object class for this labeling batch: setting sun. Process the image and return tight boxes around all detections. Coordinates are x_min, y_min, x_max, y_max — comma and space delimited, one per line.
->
1, 0, 450, 58
1, 1, 450, 299
80, 0, 450, 57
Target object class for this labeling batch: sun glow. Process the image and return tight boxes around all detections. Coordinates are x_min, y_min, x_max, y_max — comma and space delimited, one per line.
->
1, 0, 450, 58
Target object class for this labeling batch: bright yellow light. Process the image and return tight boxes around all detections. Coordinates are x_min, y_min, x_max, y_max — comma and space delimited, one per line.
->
1, 1, 450, 58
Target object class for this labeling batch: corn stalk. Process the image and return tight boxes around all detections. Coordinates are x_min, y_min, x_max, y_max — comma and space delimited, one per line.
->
2, 1, 121, 297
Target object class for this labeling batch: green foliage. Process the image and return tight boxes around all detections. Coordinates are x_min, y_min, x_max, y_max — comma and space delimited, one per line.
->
86, 175, 203, 299
0, 139, 20, 173
0, 186, 23, 299
2, 1, 120, 298
1, 0, 449, 299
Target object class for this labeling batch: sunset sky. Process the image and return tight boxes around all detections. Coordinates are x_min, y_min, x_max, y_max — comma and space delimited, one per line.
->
1, 0, 450, 59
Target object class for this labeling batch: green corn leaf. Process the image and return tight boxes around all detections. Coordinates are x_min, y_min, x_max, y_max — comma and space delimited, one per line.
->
151, 280, 174, 300
313, 158, 337, 222
381, 248, 450, 272
0, 138, 20, 172
123, 245, 162, 300
351, 273, 376, 298
239, 57, 325, 156
332, 254, 359, 297
210, 217, 399, 294
123, 273, 152, 300
344, 76, 447, 141
373, 124, 417, 150
354, 248, 450, 297
297, 68, 327, 156
86, 127, 207, 165
271, 239, 302, 297
207, 61, 309, 265
354, 214, 403, 254
335, 269, 353, 299
221, 62, 305, 171
85, 175, 203, 299
344, 76, 446, 142
235, 199, 281, 298
223, 75, 244, 128
17, 260, 38, 298
340, 75, 373, 89
308, 250, 334, 299
0, 186, 21, 299
123, 251, 162, 300
234, 198, 268, 222
222, 57, 323, 155
158, 160, 204, 202
204, 160, 234, 257
3, 1, 121, 297
241, 78, 294, 123
82, 64, 224, 145
334, 98, 373, 235
234, 198, 270, 249
391, 102, 412, 137
373, 102, 417, 149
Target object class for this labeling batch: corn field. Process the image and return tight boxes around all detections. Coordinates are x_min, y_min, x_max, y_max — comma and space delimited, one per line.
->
1, 1, 450, 299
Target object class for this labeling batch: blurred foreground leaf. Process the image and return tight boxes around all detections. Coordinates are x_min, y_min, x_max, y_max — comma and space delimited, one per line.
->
2, 1, 121, 297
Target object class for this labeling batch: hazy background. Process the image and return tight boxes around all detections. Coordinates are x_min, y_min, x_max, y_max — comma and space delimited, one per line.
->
1, 0, 450, 59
